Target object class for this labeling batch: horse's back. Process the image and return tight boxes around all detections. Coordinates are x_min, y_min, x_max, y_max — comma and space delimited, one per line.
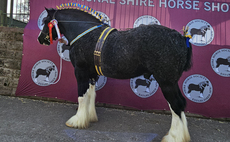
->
101, 24, 188, 81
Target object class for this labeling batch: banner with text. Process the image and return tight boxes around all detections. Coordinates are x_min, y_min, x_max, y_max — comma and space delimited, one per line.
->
16, 0, 230, 118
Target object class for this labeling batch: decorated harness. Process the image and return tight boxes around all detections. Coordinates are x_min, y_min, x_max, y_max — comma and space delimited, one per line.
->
47, 3, 116, 76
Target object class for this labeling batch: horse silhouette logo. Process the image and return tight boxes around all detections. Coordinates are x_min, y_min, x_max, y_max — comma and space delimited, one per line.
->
186, 19, 214, 46
190, 25, 210, 42
187, 81, 209, 98
183, 74, 213, 103
134, 75, 155, 93
215, 56, 230, 72
211, 48, 230, 77
57, 36, 70, 61
31, 59, 58, 86
34, 65, 55, 83
130, 75, 159, 98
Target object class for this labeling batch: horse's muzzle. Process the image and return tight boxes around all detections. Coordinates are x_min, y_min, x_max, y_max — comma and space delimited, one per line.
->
38, 31, 50, 46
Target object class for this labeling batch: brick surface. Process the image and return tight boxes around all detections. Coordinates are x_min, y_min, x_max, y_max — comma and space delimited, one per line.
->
0, 68, 13, 77
0, 27, 23, 96
0, 40, 7, 49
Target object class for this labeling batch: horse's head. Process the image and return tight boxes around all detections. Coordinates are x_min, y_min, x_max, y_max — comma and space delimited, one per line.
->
38, 5, 106, 46
227, 56, 230, 62
46, 65, 55, 73
199, 81, 209, 89
38, 8, 58, 46
201, 25, 210, 32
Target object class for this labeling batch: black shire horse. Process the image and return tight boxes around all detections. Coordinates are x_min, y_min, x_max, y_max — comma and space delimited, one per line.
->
38, 6, 192, 142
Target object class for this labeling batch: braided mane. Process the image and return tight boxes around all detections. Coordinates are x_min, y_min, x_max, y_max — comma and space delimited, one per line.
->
56, 3, 104, 22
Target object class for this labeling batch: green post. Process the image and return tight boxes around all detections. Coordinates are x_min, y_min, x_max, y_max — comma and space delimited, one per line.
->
0, 10, 3, 26
9, 0, 14, 27
0, 0, 7, 26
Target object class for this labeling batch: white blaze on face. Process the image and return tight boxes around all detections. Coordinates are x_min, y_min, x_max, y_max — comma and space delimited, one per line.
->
38, 31, 42, 38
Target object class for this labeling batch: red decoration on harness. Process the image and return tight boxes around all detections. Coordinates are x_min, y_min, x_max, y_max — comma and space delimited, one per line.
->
48, 22, 54, 44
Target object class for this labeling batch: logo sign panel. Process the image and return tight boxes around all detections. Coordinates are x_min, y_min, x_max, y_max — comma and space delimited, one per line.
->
130, 75, 159, 98
38, 10, 48, 30
57, 36, 70, 61
95, 76, 107, 91
183, 74, 213, 103
186, 19, 214, 46
133, 15, 161, 28
31, 59, 58, 86
211, 48, 230, 77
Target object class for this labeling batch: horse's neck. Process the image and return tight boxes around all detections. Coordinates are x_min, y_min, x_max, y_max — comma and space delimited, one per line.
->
57, 11, 102, 42
60, 22, 100, 43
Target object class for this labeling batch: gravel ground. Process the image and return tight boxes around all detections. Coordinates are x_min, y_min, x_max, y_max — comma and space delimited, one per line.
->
0, 95, 229, 142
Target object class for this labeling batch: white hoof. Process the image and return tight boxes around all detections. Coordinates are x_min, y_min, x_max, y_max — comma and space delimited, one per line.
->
66, 96, 90, 129
66, 114, 89, 129
161, 133, 175, 142
162, 104, 191, 142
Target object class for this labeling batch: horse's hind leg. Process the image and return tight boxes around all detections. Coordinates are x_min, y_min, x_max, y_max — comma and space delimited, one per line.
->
160, 82, 190, 142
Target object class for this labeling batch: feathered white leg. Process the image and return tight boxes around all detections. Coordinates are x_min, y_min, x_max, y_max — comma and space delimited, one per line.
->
46, 77, 49, 82
88, 84, 98, 122
66, 92, 90, 129
146, 87, 150, 93
199, 93, 204, 98
162, 104, 190, 142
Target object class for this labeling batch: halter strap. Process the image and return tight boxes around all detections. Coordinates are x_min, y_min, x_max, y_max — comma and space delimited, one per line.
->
70, 24, 103, 46
94, 27, 116, 76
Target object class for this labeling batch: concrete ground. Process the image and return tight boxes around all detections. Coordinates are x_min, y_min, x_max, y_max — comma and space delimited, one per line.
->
0, 95, 229, 142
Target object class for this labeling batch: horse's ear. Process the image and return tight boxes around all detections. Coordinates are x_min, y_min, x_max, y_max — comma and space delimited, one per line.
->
45, 7, 50, 13
45, 7, 56, 17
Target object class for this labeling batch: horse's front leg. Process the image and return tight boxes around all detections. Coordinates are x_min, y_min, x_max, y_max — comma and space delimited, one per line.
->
88, 83, 98, 122
66, 68, 92, 129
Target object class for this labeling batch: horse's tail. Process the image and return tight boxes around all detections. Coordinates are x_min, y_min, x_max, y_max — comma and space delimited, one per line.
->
183, 37, 193, 71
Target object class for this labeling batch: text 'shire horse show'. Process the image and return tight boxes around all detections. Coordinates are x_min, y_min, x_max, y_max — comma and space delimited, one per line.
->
38, 3, 192, 142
